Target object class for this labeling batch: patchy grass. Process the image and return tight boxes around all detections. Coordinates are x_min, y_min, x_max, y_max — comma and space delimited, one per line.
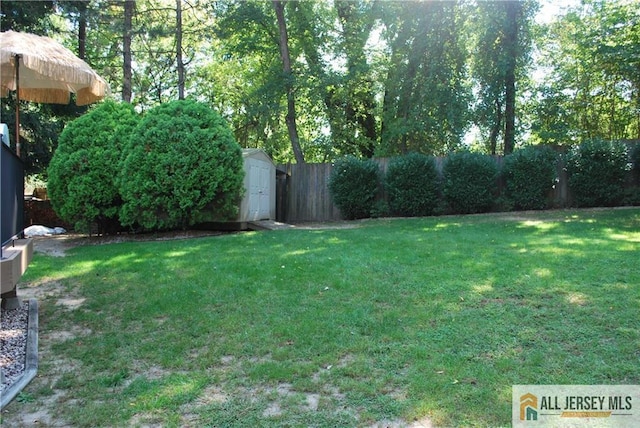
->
5, 208, 640, 427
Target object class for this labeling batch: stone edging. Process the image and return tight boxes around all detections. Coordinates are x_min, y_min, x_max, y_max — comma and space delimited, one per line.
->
0, 299, 38, 410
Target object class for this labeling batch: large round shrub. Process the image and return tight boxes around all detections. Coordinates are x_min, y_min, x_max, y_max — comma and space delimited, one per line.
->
566, 139, 628, 207
119, 100, 244, 230
48, 101, 140, 233
502, 145, 558, 210
385, 153, 440, 217
328, 156, 381, 220
442, 151, 498, 214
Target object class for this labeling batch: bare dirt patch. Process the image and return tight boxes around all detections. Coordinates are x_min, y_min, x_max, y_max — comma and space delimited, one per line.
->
3, 225, 436, 427
29, 235, 81, 257
31, 229, 230, 257
2, 235, 202, 427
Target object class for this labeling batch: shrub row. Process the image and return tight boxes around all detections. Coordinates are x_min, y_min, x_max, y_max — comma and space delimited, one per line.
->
329, 140, 639, 220
48, 100, 245, 233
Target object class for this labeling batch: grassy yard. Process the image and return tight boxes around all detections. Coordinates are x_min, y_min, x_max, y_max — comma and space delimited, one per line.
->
5, 208, 640, 427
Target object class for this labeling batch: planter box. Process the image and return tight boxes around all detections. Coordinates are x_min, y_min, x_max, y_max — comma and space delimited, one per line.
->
1, 238, 33, 295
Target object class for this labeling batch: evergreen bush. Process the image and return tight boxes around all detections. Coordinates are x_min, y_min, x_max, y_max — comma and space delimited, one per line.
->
119, 100, 244, 230
502, 145, 558, 210
566, 139, 629, 207
442, 151, 498, 214
328, 156, 381, 220
47, 101, 140, 233
631, 143, 640, 185
385, 153, 440, 217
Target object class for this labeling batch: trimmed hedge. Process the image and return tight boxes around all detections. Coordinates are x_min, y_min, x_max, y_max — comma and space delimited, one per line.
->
385, 153, 440, 216
119, 100, 244, 230
442, 151, 498, 214
632, 143, 640, 185
328, 156, 381, 220
502, 145, 558, 210
566, 139, 629, 207
48, 101, 141, 233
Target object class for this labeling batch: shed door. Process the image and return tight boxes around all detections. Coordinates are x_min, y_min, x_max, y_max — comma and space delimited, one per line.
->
248, 160, 271, 220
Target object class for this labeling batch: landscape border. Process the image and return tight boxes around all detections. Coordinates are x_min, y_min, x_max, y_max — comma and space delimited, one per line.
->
1, 298, 38, 410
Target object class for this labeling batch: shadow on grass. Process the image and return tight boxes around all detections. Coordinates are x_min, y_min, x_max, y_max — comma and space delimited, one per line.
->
13, 208, 640, 427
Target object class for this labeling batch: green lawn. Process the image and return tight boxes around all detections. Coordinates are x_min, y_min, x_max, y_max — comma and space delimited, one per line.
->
10, 208, 640, 426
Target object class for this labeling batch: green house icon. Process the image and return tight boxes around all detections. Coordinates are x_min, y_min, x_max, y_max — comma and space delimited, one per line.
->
525, 406, 538, 421
520, 393, 538, 421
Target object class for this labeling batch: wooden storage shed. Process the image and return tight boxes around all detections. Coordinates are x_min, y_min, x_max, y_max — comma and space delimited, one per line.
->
238, 149, 276, 222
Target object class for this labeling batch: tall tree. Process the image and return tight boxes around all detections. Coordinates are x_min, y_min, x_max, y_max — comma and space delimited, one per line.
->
530, 0, 640, 143
289, 0, 379, 158
334, 0, 378, 157
472, 0, 536, 154
57, 1, 96, 59
70, 1, 89, 59
0, 1, 55, 32
273, 0, 305, 163
287, 1, 341, 159
502, 1, 520, 154
207, 1, 294, 160
123, 0, 134, 102
176, 0, 185, 100
379, 0, 470, 156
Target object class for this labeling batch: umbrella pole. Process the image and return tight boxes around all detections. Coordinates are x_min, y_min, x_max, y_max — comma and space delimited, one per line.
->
15, 54, 21, 158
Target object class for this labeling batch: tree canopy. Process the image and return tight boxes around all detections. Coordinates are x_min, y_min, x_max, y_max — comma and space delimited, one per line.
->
2, 0, 638, 170
528, 0, 640, 144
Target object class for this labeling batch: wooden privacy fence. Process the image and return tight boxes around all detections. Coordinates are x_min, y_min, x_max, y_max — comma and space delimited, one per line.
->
276, 157, 567, 223
277, 162, 341, 223
275, 158, 426, 223
276, 153, 636, 224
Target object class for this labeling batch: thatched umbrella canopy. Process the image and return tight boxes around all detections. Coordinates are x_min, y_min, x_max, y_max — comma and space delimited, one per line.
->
0, 30, 110, 157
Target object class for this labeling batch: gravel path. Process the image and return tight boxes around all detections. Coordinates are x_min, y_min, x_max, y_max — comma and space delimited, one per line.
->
0, 301, 29, 395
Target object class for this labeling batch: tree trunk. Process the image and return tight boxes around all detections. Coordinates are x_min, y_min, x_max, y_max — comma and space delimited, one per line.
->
176, 0, 185, 100
77, 5, 87, 60
122, 0, 134, 103
489, 98, 502, 155
503, 68, 516, 154
637, 88, 640, 139
503, 1, 519, 155
273, 0, 305, 164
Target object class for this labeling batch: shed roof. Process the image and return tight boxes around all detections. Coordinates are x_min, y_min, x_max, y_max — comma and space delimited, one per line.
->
242, 148, 276, 167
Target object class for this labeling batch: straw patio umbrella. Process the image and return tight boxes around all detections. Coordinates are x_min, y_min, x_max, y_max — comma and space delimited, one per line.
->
0, 30, 110, 157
